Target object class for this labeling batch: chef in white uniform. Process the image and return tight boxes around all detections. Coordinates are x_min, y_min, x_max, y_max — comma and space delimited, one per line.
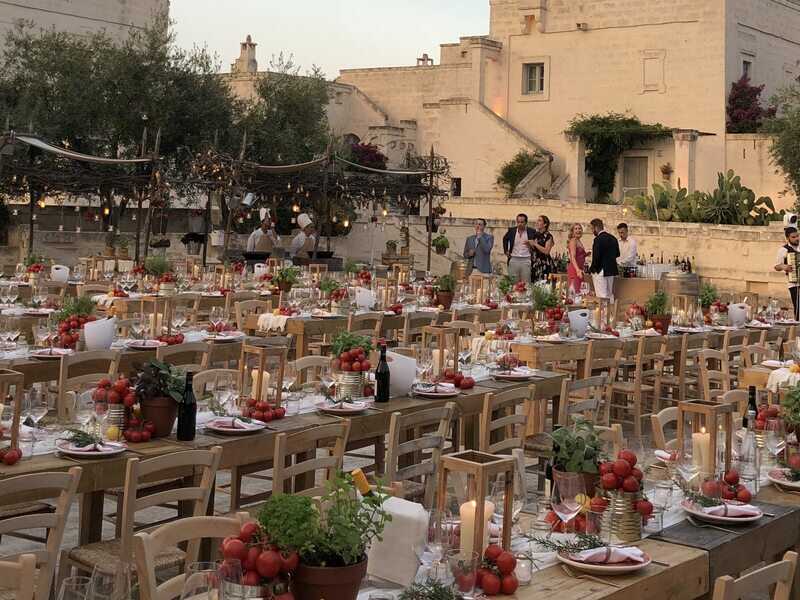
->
246, 211, 280, 253
290, 213, 316, 259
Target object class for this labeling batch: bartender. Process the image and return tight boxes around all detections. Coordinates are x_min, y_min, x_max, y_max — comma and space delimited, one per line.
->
290, 213, 316, 259
775, 226, 800, 318
246, 212, 280, 253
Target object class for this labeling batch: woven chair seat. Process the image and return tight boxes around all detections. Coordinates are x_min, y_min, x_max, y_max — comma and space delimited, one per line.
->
0, 501, 52, 519
610, 381, 655, 394
396, 480, 426, 501
68, 538, 185, 574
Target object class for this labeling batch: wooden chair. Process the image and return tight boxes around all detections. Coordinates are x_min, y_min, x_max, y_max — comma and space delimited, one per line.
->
224, 290, 258, 320
0, 554, 36, 600
166, 293, 201, 328
76, 283, 111, 297
722, 329, 750, 380
651, 334, 697, 407
289, 355, 331, 385
400, 311, 436, 344
57, 349, 120, 421
557, 375, 608, 426
156, 341, 210, 373
451, 305, 481, 324
650, 406, 679, 451
347, 311, 383, 337
447, 320, 481, 354
272, 420, 351, 497
711, 550, 797, 600
385, 402, 455, 507
479, 385, 535, 454
391, 346, 417, 358
608, 337, 661, 437
719, 389, 748, 426
741, 343, 773, 369
595, 423, 625, 457
698, 348, 732, 401
134, 513, 250, 600
192, 369, 240, 399
235, 299, 271, 332
0, 467, 82, 600
58, 448, 222, 583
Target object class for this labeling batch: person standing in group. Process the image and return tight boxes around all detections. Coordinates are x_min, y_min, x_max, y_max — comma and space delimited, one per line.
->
502, 213, 537, 283
566, 223, 588, 294
290, 213, 316, 259
775, 226, 800, 319
246, 217, 280, 254
463, 218, 494, 275
588, 218, 620, 301
530, 214, 555, 281
616, 223, 638, 270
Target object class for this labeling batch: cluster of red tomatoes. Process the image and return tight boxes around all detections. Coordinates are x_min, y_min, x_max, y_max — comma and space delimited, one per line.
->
0, 446, 22, 465
277, 306, 299, 317
156, 332, 185, 346
207, 322, 235, 333
110, 288, 129, 298
599, 450, 654, 519
221, 521, 297, 594
387, 302, 403, 315
472, 544, 519, 596
94, 377, 136, 407
57, 314, 97, 349
328, 287, 347, 302
440, 368, 475, 389
332, 347, 371, 372
494, 324, 515, 341
123, 417, 156, 443
26, 263, 45, 274
754, 403, 780, 431
702, 469, 752, 503
543, 306, 565, 321
241, 399, 287, 423
483, 299, 499, 310
357, 270, 372, 285
158, 273, 176, 284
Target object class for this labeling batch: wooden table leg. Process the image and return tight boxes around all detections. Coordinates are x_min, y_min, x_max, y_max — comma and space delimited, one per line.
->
78, 490, 105, 545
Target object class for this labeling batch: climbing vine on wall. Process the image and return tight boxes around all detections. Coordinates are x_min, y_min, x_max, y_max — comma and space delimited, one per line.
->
566, 113, 672, 202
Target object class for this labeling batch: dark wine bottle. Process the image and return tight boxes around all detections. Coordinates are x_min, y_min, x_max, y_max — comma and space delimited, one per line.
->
375, 343, 390, 403
177, 372, 197, 441
744, 385, 758, 428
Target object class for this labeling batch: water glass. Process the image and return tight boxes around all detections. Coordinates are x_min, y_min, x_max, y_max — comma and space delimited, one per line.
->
88, 564, 132, 600
57, 576, 91, 600
447, 550, 479, 598
180, 562, 221, 599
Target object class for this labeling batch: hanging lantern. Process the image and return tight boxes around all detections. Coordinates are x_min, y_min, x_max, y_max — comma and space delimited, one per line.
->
292, 203, 300, 213
131, 213, 137, 221
332, 215, 338, 223
37, 198, 46, 209
11, 209, 17, 216
343, 219, 350, 228
382, 207, 388, 217
103, 206, 110, 216
76, 226, 81, 233
94, 214, 100, 222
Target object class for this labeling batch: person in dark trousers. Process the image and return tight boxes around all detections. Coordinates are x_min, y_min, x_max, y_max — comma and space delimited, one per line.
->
588, 218, 620, 301
775, 226, 800, 319
502, 213, 537, 283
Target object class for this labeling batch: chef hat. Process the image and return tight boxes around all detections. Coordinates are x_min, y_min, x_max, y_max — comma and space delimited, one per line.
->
259, 208, 268, 221
297, 213, 312, 229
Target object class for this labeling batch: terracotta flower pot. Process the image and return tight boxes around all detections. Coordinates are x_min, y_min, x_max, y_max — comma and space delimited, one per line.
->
435, 291, 454, 309
649, 314, 672, 335
278, 281, 293, 293
435, 246, 447, 255
139, 396, 176, 438
293, 560, 367, 600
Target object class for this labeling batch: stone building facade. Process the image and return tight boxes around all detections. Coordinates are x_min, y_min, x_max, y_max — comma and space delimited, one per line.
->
0, 0, 168, 41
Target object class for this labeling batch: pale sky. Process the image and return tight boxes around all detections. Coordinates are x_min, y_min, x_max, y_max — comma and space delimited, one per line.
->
170, 1, 490, 79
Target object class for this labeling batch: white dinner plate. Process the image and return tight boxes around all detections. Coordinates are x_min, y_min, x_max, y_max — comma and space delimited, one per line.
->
205, 418, 267, 435
202, 330, 245, 343
56, 440, 127, 458
680, 499, 762, 524
316, 401, 369, 415
126, 340, 166, 351
493, 370, 536, 381
31, 348, 74, 359
767, 468, 800, 490
557, 551, 651, 575
412, 386, 460, 399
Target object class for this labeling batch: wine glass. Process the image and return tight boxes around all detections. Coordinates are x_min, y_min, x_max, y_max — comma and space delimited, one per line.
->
8, 284, 18, 305
765, 418, 786, 463
171, 307, 187, 332
14, 263, 25, 282
130, 312, 146, 339
412, 509, 453, 577
180, 562, 221, 600
416, 347, 433, 384
57, 576, 90, 600
490, 474, 524, 530
209, 306, 224, 333
74, 388, 96, 430
87, 564, 132, 600
550, 470, 584, 532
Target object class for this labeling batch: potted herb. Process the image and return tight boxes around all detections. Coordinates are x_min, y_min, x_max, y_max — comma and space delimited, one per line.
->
550, 419, 602, 495
781, 383, 800, 436
432, 234, 449, 255
181, 232, 205, 255
644, 290, 671, 334
258, 472, 391, 600
134, 359, 186, 438
531, 282, 559, 312
385, 239, 398, 255
699, 283, 718, 311
434, 274, 456, 309
275, 266, 301, 293
116, 236, 129, 259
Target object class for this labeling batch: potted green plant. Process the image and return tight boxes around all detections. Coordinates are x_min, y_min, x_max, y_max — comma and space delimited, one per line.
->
134, 359, 186, 437
550, 418, 602, 496
432, 234, 449, 255
275, 266, 301, 293
385, 239, 398, 255
258, 472, 391, 600
117, 236, 129, 259
645, 290, 671, 334
434, 274, 456, 309
699, 283, 719, 311
781, 383, 800, 437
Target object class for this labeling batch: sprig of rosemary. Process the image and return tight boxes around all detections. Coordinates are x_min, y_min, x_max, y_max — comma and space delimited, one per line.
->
528, 532, 605, 553
684, 490, 723, 507
62, 428, 102, 448
399, 578, 463, 600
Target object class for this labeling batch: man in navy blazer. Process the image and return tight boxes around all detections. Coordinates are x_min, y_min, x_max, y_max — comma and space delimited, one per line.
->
588, 218, 620, 301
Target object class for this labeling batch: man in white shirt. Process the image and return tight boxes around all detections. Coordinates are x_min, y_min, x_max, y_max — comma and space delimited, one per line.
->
775, 226, 800, 319
501, 213, 536, 283
246, 218, 280, 253
290, 213, 316, 259
616, 223, 638, 268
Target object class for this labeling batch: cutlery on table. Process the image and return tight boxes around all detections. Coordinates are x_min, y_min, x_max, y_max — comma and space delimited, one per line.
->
560, 565, 621, 588
686, 516, 737, 535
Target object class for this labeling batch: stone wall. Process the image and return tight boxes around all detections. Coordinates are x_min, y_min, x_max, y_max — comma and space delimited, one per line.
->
726, 134, 796, 210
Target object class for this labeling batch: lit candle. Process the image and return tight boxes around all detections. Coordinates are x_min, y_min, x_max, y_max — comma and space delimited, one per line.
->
459, 500, 495, 556
692, 427, 712, 475
250, 369, 271, 402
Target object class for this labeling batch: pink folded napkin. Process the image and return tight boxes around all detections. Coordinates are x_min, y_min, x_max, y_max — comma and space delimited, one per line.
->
64, 441, 124, 452
701, 503, 761, 517
570, 546, 646, 564
209, 417, 261, 430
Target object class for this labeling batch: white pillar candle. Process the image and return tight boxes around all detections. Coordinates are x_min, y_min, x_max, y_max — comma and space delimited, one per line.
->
459, 500, 495, 556
250, 369, 271, 401
692, 427, 711, 474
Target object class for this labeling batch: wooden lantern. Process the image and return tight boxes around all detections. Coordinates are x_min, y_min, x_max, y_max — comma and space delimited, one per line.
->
238, 343, 287, 407
422, 325, 458, 378
0, 370, 25, 450
436, 450, 514, 557
676, 400, 735, 476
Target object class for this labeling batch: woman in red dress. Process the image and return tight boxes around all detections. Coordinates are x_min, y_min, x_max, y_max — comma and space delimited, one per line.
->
567, 223, 588, 293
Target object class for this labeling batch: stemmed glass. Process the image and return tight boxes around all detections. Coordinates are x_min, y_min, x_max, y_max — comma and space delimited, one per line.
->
765, 418, 786, 463
0, 284, 10, 306
87, 564, 132, 600
490, 474, 524, 531
550, 470, 584, 533
14, 263, 25, 282
179, 562, 223, 600
74, 389, 96, 431
130, 312, 146, 340
209, 306, 224, 333
57, 576, 90, 600
416, 347, 433, 384
171, 307, 187, 332
8, 284, 18, 305
412, 509, 453, 579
